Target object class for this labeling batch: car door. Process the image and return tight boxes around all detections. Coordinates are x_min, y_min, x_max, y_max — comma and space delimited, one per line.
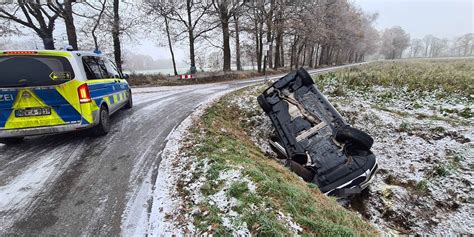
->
82, 56, 120, 113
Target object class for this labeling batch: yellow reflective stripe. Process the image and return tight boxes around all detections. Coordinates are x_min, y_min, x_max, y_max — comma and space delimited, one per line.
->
37, 51, 72, 57
86, 79, 116, 84
55, 79, 83, 118
103, 96, 111, 106
5, 89, 65, 129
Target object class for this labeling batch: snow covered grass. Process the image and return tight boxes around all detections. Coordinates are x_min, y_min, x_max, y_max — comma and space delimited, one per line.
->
176, 87, 378, 236
315, 59, 473, 234
316, 59, 474, 97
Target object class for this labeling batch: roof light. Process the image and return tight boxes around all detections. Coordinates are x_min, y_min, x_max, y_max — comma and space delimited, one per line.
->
3, 51, 38, 55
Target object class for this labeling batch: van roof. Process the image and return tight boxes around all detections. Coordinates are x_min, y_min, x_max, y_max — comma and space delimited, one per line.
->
0, 50, 102, 57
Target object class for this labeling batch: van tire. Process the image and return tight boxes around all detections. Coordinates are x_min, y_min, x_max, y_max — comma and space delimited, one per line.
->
0, 137, 24, 145
124, 90, 133, 109
92, 105, 110, 136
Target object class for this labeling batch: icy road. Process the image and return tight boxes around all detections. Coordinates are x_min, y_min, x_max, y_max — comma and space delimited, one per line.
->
0, 65, 364, 235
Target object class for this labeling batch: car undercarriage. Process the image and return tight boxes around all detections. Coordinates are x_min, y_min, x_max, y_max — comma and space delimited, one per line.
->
258, 68, 378, 197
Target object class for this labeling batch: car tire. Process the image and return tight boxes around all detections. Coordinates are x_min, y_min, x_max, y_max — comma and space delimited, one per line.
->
335, 126, 374, 150
257, 95, 272, 113
287, 160, 314, 182
124, 90, 133, 109
0, 137, 24, 145
92, 105, 111, 136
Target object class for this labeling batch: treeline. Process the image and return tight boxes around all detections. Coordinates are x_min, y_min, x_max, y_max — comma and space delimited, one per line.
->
145, 0, 380, 73
1, 1, 472, 75
379, 26, 473, 59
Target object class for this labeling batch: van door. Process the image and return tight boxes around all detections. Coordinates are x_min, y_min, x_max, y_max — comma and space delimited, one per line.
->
82, 56, 120, 113
104, 59, 129, 108
0, 54, 82, 130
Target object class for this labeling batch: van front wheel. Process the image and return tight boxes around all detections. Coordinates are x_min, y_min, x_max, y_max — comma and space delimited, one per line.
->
92, 106, 111, 136
124, 90, 133, 109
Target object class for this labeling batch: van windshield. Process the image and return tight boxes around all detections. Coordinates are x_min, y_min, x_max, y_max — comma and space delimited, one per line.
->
0, 55, 75, 87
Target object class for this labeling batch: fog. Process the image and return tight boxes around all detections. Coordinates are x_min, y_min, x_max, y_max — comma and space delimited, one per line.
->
354, 0, 473, 39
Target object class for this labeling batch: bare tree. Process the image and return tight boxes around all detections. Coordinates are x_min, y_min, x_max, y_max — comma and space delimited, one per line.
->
380, 26, 410, 59
167, 0, 217, 74
48, 0, 78, 49
146, 2, 179, 76
211, 0, 242, 71
0, 1, 59, 49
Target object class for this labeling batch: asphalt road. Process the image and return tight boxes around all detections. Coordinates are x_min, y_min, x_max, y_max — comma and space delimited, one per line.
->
0, 64, 364, 235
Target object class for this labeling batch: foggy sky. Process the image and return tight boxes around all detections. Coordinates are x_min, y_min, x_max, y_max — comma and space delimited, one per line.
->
354, 0, 473, 39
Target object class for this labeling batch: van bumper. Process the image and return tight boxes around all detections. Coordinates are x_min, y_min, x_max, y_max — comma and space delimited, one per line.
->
0, 123, 93, 138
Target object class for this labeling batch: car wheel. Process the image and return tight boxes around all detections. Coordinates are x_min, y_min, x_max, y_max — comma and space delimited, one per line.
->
257, 95, 272, 113
92, 105, 110, 136
335, 126, 374, 150
0, 137, 24, 145
124, 90, 133, 109
287, 160, 314, 182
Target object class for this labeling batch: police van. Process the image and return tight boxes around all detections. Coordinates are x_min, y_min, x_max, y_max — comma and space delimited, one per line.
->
0, 50, 133, 144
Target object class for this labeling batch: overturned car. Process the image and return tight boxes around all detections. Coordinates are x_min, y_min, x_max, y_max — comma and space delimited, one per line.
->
258, 68, 378, 197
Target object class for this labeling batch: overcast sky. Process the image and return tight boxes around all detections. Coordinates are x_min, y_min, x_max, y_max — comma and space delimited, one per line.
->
353, 0, 473, 39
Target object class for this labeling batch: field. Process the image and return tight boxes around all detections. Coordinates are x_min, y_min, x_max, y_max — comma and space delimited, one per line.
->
161, 59, 473, 235
313, 59, 473, 234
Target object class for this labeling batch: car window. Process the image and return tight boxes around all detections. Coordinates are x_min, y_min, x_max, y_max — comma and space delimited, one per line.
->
104, 60, 122, 78
0, 55, 75, 87
82, 56, 109, 80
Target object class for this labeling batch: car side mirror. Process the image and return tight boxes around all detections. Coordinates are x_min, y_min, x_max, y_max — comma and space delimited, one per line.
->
122, 73, 129, 80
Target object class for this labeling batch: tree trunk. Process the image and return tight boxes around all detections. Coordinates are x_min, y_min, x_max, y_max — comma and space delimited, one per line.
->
63, 0, 77, 50
164, 16, 178, 76
186, 0, 196, 73
112, 0, 122, 71
221, 14, 231, 71
308, 45, 314, 68
290, 35, 297, 70
280, 43, 285, 67
41, 32, 55, 50
233, 14, 242, 70
274, 29, 282, 69
266, 1, 273, 69
315, 44, 320, 67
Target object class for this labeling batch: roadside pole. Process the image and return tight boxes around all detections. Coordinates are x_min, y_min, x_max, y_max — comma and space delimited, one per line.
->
263, 43, 270, 83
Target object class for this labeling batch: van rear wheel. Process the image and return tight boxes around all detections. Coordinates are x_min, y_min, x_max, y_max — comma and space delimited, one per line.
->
124, 90, 133, 109
0, 137, 24, 145
92, 106, 110, 136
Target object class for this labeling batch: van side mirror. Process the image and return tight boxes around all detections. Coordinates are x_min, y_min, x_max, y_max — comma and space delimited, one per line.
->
122, 73, 129, 80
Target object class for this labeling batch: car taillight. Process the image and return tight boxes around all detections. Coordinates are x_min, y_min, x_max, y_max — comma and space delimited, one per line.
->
78, 84, 91, 103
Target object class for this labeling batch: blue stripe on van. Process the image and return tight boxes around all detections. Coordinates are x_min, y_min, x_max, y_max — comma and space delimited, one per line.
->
0, 110, 13, 128
34, 89, 82, 123
0, 91, 17, 127
0, 91, 18, 109
88, 82, 116, 98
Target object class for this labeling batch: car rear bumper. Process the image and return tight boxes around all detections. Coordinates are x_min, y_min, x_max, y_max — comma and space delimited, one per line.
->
0, 123, 93, 138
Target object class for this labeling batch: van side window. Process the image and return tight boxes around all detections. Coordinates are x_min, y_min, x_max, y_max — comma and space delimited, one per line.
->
104, 60, 122, 78
82, 56, 108, 80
